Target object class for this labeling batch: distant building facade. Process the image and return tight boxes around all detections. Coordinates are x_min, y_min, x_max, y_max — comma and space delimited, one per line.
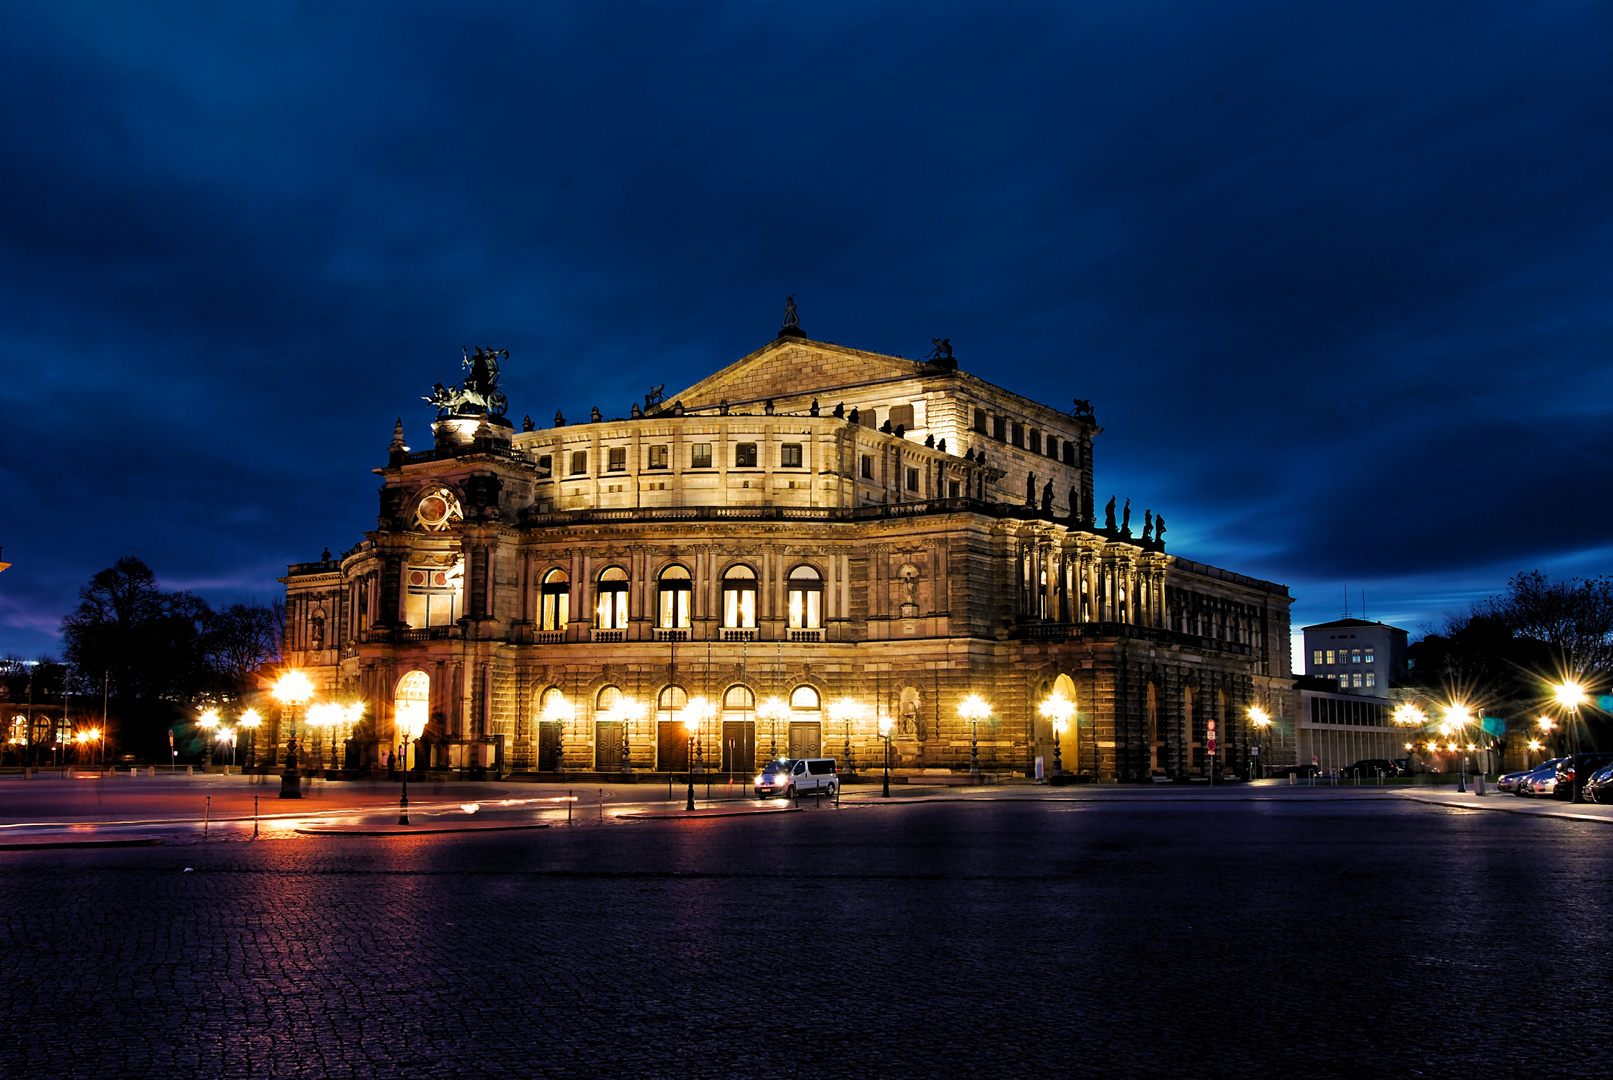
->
279, 315, 1294, 780
1302, 618, 1408, 697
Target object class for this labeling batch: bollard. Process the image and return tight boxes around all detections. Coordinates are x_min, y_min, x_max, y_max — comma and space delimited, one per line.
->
1288, 772, 1296, 786
253, 795, 259, 838
203, 795, 211, 839
21, 767, 29, 780
599, 788, 603, 822
1476, 774, 1486, 795
568, 789, 573, 824
147, 766, 155, 778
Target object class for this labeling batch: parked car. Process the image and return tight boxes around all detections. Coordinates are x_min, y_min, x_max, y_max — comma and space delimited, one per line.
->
1498, 760, 1562, 794
1340, 759, 1401, 779
754, 757, 839, 798
1584, 763, 1613, 805
1518, 759, 1568, 796
1550, 752, 1613, 800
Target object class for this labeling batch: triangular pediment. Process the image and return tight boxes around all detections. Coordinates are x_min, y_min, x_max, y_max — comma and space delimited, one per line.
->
667, 337, 933, 411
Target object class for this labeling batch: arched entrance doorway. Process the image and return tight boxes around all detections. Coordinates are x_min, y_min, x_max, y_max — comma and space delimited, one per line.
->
721, 685, 756, 774
395, 671, 429, 770
1050, 673, 1077, 774
788, 685, 821, 759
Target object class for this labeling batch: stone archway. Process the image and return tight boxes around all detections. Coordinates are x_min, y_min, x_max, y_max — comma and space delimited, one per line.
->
395, 670, 429, 770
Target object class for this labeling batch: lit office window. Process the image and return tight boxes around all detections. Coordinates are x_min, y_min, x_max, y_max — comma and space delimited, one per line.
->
722, 565, 757, 628
1364, 648, 1374, 663
1352, 649, 1362, 664
1312, 650, 1323, 666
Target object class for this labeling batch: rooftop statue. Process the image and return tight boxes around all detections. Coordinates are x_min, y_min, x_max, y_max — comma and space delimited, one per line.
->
424, 346, 509, 418
779, 294, 802, 337
1121, 498, 1132, 537
1104, 496, 1117, 532
1154, 514, 1167, 548
645, 384, 665, 409
1141, 510, 1154, 543
1072, 398, 1094, 418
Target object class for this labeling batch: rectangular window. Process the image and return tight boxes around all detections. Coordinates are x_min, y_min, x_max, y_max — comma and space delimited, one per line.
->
1353, 673, 1363, 688
1312, 650, 1323, 667
1364, 648, 1374, 663
647, 444, 668, 470
735, 443, 758, 468
973, 408, 987, 434
1351, 649, 1362, 664
569, 450, 588, 475
1325, 650, 1335, 665
1063, 442, 1076, 465
906, 467, 919, 492
691, 443, 712, 469
607, 446, 626, 472
780, 443, 802, 468
860, 454, 873, 479
1365, 673, 1376, 688
888, 404, 915, 431
1029, 430, 1042, 455
1338, 674, 1349, 689
993, 416, 1006, 442
948, 480, 960, 498
536, 454, 552, 479
860, 409, 879, 429
1045, 435, 1057, 459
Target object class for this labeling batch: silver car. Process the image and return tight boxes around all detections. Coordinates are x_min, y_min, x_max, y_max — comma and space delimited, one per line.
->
1500, 758, 1564, 794
1517, 758, 1567, 796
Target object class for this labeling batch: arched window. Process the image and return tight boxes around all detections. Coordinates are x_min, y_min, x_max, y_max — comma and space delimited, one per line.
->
597, 685, 624, 713
596, 567, 629, 629
657, 564, 692, 629
722, 565, 757, 628
723, 685, 754, 712
658, 685, 689, 714
538, 686, 571, 720
789, 685, 820, 712
540, 568, 570, 631
787, 565, 823, 629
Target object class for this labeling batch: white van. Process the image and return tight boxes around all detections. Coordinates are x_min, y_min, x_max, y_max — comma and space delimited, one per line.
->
754, 757, 838, 798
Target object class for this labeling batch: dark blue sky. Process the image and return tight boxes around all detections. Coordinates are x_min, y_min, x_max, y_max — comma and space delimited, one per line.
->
3, 1, 1610, 662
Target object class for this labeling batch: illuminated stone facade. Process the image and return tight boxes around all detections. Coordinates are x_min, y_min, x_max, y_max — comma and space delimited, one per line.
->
280, 329, 1294, 779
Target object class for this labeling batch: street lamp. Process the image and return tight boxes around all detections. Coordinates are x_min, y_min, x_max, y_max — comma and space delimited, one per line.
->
758, 696, 788, 762
1039, 694, 1074, 779
609, 698, 645, 775
1553, 680, 1589, 803
197, 708, 220, 768
681, 698, 714, 811
878, 714, 893, 798
958, 694, 990, 783
829, 699, 867, 775
238, 709, 262, 769
541, 692, 574, 773
1248, 705, 1271, 780
396, 702, 429, 825
1443, 705, 1473, 791
273, 671, 314, 800
307, 702, 344, 774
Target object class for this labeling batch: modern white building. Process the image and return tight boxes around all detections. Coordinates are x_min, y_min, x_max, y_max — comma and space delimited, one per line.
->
1301, 617, 1408, 697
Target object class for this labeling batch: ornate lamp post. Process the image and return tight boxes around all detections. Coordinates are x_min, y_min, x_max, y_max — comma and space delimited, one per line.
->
238, 709, 262, 769
1039, 693, 1074, 780
396, 703, 429, 825
958, 694, 991, 783
541, 693, 574, 773
758, 696, 788, 762
683, 708, 700, 811
878, 714, 893, 797
1443, 705, 1472, 792
1247, 705, 1270, 779
197, 708, 220, 769
829, 699, 866, 775
272, 671, 314, 800
1553, 680, 1588, 803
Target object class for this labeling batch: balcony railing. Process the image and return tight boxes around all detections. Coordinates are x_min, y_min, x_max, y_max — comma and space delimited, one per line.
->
786, 628, 823, 642
653, 628, 690, 642
720, 628, 757, 642
533, 630, 564, 644
592, 628, 626, 643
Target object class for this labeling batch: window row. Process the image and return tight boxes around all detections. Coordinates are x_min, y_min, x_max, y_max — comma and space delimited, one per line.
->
1313, 648, 1374, 666
535, 442, 808, 479
971, 408, 1078, 465
1334, 672, 1376, 689
543, 682, 824, 716
539, 563, 825, 631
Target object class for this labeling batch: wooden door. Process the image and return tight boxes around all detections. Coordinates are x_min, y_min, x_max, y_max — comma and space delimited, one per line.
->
538, 721, 562, 771
721, 720, 756, 775
594, 721, 623, 771
788, 722, 821, 760
657, 721, 690, 772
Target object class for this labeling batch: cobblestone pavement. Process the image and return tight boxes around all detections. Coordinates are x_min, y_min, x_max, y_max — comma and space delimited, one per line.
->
1, 792, 1610, 1078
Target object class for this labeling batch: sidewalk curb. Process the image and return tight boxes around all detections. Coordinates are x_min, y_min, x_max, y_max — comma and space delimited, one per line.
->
296, 823, 553, 836
622, 806, 803, 820
0, 836, 165, 850
1396, 793, 1613, 824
